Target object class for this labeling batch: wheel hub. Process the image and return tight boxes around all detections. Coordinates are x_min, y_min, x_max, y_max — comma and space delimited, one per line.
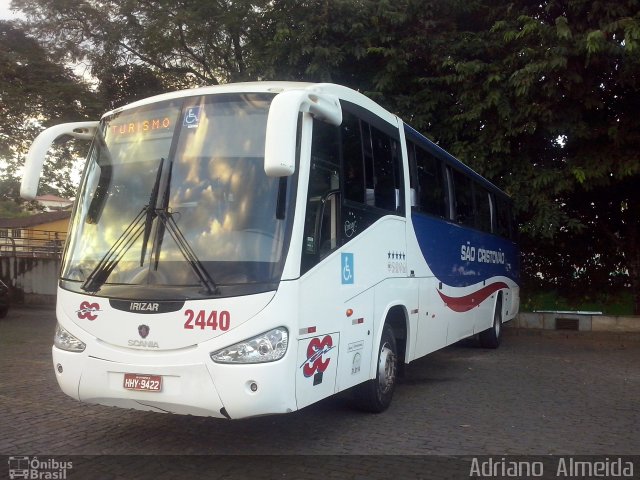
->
377, 343, 396, 395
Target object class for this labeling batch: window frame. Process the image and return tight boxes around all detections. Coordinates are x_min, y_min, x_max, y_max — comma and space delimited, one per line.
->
405, 126, 515, 241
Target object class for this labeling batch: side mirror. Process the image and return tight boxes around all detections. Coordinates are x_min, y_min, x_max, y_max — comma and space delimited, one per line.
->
264, 89, 342, 177
21, 121, 99, 200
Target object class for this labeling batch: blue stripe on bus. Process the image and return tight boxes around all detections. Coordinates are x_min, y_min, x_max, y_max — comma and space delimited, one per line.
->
412, 213, 519, 288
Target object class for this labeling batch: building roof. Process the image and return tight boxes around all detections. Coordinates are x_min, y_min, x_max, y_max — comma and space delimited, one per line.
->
0, 211, 71, 228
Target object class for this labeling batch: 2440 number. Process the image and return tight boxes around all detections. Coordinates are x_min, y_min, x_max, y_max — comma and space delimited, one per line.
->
184, 310, 231, 331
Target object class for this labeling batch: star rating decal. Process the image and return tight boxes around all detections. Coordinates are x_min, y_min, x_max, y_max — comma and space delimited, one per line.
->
387, 250, 408, 274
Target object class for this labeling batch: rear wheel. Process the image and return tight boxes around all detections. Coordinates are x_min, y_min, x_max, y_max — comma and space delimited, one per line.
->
479, 301, 502, 349
353, 324, 398, 413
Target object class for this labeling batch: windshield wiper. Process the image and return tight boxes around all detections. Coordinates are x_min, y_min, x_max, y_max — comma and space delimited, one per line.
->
140, 157, 164, 266
81, 156, 219, 295
152, 158, 172, 270
81, 209, 147, 292
156, 210, 220, 295
153, 159, 219, 295
81, 158, 165, 293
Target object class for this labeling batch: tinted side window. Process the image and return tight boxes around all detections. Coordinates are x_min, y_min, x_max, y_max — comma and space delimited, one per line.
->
371, 126, 401, 212
342, 110, 403, 215
361, 123, 375, 206
452, 170, 474, 227
342, 111, 365, 203
415, 145, 448, 218
495, 196, 514, 239
474, 184, 492, 233
301, 120, 341, 274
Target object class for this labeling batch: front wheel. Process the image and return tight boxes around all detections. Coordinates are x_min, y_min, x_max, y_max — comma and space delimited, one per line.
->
479, 301, 502, 349
353, 324, 398, 413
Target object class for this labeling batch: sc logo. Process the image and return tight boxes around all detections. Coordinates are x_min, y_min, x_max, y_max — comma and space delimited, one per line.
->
77, 301, 101, 320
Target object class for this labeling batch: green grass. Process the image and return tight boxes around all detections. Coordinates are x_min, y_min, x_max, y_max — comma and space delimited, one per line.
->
521, 290, 634, 316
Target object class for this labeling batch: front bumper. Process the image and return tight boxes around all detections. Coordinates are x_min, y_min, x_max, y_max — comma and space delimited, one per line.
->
52, 345, 296, 419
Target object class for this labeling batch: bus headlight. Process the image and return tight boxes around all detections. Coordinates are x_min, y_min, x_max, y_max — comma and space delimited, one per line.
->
54, 323, 86, 352
210, 327, 288, 364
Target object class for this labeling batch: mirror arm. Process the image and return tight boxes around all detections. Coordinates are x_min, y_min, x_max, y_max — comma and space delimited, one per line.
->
264, 89, 342, 177
21, 121, 99, 200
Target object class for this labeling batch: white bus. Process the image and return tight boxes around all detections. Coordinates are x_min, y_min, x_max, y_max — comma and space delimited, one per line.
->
22, 82, 519, 418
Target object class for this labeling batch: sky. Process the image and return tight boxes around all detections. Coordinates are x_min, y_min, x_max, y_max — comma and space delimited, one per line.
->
0, 0, 86, 192
0, 1, 22, 20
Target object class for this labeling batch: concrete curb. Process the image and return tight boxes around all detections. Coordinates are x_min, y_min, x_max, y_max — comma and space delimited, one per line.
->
503, 325, 640, 344
513, 311, 640, 333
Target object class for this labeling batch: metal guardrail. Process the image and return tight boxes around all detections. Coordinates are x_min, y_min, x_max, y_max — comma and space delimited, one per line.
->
0, 229, 67, 258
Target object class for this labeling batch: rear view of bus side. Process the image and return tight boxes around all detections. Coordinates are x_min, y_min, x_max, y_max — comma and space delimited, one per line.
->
22, 82, 519, 418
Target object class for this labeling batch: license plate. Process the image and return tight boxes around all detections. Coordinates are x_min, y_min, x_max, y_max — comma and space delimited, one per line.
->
123, 373, 162, 392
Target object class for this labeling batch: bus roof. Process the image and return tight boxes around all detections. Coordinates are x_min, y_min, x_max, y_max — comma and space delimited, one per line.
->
103, 81, 399, 128
103, 81, 509, 199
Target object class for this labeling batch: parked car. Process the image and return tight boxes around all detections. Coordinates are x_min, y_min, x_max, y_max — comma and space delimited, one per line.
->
0, 280, 9, 318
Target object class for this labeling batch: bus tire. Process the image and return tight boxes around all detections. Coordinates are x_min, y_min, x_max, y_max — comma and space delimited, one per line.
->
479, 300, 502, 349
353, 324, 398, 413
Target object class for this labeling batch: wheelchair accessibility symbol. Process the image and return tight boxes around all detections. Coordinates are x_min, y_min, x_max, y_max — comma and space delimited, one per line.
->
341, 253, 354, 284
183, 106, 201, 128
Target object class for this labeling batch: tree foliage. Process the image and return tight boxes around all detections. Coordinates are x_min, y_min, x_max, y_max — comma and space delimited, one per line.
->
354, 0, 640, 312
3, 0, 640, 312
0, 20, 100, 200
12, 0, 269, 85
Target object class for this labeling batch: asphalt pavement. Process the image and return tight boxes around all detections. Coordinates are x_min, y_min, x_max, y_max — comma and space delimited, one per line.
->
1, 306, 638, 478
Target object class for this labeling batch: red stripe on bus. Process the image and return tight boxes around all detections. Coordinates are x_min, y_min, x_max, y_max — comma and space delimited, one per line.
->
437, 282, 508, 313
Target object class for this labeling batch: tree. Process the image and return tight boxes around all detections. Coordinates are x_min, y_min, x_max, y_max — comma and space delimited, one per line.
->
357, 0, 640, 312
478, 1, 640, 313
12, 0, 271, 86
0, 20, 101, 202
8, 0, 640, 312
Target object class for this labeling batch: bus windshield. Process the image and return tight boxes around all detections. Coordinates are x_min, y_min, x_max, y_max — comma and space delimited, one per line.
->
61, 93, 295, 298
